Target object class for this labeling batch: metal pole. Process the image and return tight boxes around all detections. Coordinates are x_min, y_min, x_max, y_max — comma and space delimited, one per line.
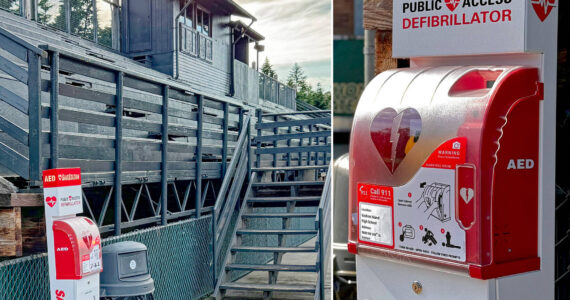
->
364, 29, 376, 85
50, 51, 59, 169
195, 95, 204, 218
114, 71, 124, 235
161, 85, 169, 225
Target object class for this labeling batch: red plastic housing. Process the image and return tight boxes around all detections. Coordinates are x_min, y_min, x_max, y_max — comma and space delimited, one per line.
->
53, 217, 102, 279
348, 66, 542, 279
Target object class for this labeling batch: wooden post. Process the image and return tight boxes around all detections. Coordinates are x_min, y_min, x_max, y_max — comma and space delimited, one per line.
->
298, 125, 303, 166
195, 95, 204, 218
114, 71, 124, 235
221, 102, 229, 178
272, 115, 278, 180
246, 112, 251, 182
308, 125, 313, 165
161, 85, 169, 225
286, 125, 292, 167
375, 31, 398, 74
27, 51, 41, 185
49, 51, 59, 169
255, 109, 262, 168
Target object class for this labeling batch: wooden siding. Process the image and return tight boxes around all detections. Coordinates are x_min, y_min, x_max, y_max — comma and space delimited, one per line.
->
234, 60, 259, 104
177, 14, 231, 99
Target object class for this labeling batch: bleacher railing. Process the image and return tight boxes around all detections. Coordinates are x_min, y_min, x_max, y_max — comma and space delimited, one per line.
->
0, 27, 249, 235
254, 109, 331, 169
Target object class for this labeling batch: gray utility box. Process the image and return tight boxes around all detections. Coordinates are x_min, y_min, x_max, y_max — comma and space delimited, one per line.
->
100, 241, 155, 298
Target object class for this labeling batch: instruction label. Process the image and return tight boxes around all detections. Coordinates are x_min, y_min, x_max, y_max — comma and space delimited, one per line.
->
358, 137, 467, 262
358, 185, 394, 248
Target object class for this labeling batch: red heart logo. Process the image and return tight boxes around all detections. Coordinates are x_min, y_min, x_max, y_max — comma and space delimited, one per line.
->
45, 196, 57, 207
445, 0, 461, 12
83, 234, 93, 249
531, 0, 556, 22
370, 108, 422, 174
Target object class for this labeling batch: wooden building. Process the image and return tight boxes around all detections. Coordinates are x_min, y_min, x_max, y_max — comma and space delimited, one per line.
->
0, 0, 295, 110
0, 0, 304, 254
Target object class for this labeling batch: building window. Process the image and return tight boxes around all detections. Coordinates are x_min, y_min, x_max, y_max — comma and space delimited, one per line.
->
96, 0, 120, 49
179, 0, 193, 28
70, 0, 94, 40
34, 0, 121, 50
179, 2, 212, 62
37, 0, 67, 31
196, 6, 210, 37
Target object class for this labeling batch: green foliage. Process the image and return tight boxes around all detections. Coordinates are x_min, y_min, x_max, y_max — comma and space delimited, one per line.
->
286, 63, 308, 92
286, 63, 330, 110
98, 26, 113, 48
261, 57, 278, 80
36, 0, 54, 24
41, 0, 94, 39
0, 0, 20, 14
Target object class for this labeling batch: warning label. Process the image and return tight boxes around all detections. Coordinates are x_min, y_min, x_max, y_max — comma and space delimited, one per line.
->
357, 137, 467, 262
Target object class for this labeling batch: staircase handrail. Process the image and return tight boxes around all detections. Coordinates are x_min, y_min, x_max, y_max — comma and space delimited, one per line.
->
213, 114, 251, 222
0, 27, 46, 58
212, 114, 252, 287
315, 162, 332, 299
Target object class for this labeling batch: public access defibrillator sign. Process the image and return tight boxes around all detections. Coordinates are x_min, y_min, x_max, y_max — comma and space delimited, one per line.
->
393, 0, 557, 57
43, 168, 83, 216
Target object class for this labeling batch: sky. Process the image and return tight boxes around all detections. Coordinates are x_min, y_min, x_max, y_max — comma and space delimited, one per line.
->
234, 0, 332, 92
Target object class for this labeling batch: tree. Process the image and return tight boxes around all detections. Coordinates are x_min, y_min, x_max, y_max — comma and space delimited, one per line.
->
37, 0, 55, 24
304, 83, 330, 109
261, 57, 278, 80
52, 0, 95, 40
286, 63, 330, 109
0, 0, 20, 14
98, 27, 113, 48
286, 63, 309, 93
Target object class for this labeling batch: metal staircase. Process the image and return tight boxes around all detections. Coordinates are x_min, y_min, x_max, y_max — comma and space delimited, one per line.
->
213, 110, 331, 299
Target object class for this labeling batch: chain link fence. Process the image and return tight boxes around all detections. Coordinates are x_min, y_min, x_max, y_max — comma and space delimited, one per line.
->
0, 216, 213, 300
0, 208, 316, 299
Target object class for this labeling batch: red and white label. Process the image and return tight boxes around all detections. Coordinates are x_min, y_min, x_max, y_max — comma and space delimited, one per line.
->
393, 0, 527, 57
357, 184, 395, 248
423, 137, 467, 169
43, 168, 82, 188
358, 137, 468, 262
43, 168, 83, 217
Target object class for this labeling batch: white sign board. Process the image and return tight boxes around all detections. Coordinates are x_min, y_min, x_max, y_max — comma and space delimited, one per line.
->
392, 0, 557, 58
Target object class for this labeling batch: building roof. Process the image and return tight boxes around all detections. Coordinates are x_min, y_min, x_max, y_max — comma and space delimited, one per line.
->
208, 0, 257, 21
230, 20, 265, 42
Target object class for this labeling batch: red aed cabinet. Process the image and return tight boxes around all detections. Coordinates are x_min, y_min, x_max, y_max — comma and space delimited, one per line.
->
347, 66, 542, 279
53, 217, 103, 280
